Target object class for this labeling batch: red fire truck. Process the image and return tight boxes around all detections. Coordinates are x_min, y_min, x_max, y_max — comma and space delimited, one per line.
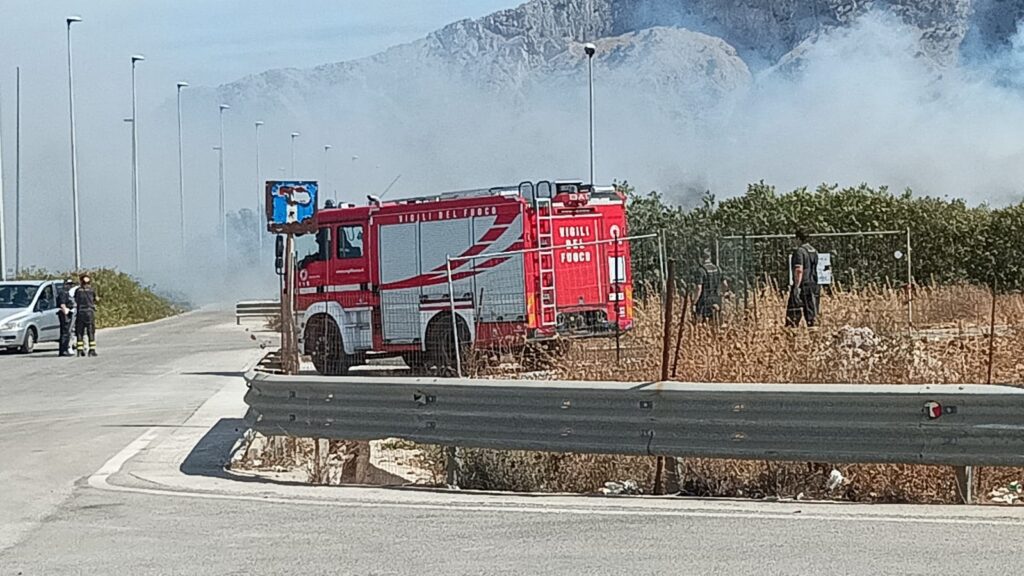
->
292, 180, 634, 375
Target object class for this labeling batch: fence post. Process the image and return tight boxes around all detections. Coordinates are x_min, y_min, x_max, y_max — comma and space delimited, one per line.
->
614, 238, 621, 365
671, 291, 690, 378
987, 276, 997, 385
741, 233, 749, 321
445, 446, 460, 487
661, 259, 676, 381
906, 227, 914, 329
658, 233, 667, 294
657, 259, 678, 495
281, 233, 300, 375
955, 466, 974, 504
446, 255, 463, 378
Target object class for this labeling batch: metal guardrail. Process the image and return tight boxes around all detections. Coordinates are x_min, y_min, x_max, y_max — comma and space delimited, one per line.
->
235, 300, 281, 326
243, 372, 1024, 467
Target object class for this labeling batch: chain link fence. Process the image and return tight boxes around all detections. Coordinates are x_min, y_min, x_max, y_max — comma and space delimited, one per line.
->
715, 230, 913, 332
236, 225, 1024, 503
443, 234, 664, 377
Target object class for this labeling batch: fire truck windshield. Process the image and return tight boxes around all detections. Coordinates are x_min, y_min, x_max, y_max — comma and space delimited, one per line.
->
295, 228, 331, 270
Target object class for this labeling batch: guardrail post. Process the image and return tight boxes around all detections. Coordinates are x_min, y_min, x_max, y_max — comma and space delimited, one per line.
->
445, 446, 460, 488
955, 466, 974, 504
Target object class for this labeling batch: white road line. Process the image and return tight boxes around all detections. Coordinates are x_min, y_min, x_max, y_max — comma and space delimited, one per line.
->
87, 428, 1024, 527
87, 427, 159, 491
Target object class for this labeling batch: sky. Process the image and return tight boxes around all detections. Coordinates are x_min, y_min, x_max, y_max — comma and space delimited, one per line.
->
0, 0, 521, 288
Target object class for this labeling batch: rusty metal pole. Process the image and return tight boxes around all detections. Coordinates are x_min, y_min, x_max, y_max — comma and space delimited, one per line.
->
671, 290, 690, 378
987, 276, 997, 385
654, 258, 677, 495
661, 259, 676, 381
281, 233, 299, 375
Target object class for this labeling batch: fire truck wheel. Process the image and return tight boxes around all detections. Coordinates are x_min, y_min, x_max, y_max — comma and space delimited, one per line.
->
425, 313, 470, 375
305, 314, 349, 376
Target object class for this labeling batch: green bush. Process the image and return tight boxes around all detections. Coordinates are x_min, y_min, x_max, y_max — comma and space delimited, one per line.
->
15, 268, 182, 329
625, 182, 1024, 292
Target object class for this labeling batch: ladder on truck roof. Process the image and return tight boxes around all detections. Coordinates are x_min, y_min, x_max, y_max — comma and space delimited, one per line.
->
391, 180, 608, 205
535, 183, 557, 329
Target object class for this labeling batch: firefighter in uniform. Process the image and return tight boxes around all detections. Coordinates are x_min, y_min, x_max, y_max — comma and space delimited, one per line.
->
74, 274, 98, 356
786, 229, 819, 327
56, 278, 75, 357
693, 248, 725, 325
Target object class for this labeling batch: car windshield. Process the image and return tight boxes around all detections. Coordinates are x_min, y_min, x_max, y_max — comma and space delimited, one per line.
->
0, 284, 40, 309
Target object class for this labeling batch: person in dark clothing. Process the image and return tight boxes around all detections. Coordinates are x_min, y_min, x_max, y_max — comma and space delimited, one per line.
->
786, 229, 819, 327
74, 274, 98, 357
693, 248, 725, 324
56, 278, 75, 357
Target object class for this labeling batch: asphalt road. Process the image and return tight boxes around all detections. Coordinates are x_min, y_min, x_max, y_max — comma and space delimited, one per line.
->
2, 311, 1023, 575
0, 309, 262, 552
5, 485, 1024, 576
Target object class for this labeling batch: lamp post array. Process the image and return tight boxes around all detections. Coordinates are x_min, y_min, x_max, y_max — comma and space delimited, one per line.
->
584, 42, 596, 186
130, 54, 144, 272
176, 81, 189, 258
218, 104, 230, 261
255, 121, 264, 256
66, 16, 83, 270
21, 15, 428, 276
290, 132, 300, 177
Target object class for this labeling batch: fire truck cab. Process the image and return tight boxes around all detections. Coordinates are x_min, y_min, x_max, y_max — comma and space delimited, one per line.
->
293, 180, 633, 375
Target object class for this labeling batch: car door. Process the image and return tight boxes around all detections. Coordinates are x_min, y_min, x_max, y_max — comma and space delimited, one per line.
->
34, 283, 60, 343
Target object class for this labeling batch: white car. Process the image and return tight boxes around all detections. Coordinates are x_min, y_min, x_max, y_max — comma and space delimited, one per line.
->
0, 281, 65, 354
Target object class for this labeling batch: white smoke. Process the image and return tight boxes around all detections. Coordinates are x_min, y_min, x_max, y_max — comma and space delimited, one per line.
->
679, 12, 1024, 205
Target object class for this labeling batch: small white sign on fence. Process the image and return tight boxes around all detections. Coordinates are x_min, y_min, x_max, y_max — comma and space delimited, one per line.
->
818, 252, 832, 285
788, 252, 833, 286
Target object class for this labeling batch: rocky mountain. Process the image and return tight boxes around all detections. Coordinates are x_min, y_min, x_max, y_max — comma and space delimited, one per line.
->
193, 0, 1024, 199
610, 0, 974, 65
216, 0, 1021, 108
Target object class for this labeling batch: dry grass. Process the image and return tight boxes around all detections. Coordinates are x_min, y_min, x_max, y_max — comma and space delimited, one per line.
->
243, 285, 1024, 503
534, 285, 1024, 385
455, 285, 1024, 503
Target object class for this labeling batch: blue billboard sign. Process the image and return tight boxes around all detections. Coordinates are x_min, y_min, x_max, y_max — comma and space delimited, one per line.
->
266, 181, 318, 234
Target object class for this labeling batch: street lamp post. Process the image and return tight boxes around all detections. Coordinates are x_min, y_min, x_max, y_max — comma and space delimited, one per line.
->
323, 144, 332, 203
176, 82, 189, 259
218, 104, 230, 260
67, 16, 83, 270
15, 66, 21, 276
290, 132, 300, 177
584, 42, 596, 186
130, 54, 145, 272
255, 120, 264, 256
0, 75, 6, 280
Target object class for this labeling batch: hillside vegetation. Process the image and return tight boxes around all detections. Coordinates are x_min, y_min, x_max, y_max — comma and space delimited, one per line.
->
17, 268, 182, 329
626, 182, 1024, 292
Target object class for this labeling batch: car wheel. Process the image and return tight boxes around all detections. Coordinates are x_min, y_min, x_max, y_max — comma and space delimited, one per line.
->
20, 327, 37, 354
